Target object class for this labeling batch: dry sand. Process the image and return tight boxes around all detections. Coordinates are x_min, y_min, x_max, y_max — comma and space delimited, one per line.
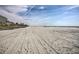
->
0, 27, 79, 54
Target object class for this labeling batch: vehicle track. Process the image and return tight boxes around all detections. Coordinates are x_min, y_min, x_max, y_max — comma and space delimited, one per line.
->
0, 27, 79, 54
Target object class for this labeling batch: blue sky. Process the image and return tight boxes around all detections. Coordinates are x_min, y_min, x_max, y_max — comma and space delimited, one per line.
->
0, 5, 79, 26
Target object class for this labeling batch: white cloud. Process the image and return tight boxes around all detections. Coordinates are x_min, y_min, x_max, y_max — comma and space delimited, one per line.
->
0, 5, 30, 24
2, 5, 28, 14
62, 5, 79, 15
39, 6, 45, 9
66, 5, 79, 10
23, 5, 35, 16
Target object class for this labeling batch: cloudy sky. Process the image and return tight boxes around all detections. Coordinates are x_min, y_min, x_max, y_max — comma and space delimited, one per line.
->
0, 5, 79, 26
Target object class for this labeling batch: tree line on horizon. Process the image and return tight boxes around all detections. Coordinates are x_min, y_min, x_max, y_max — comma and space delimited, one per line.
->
0, 15, 29, 30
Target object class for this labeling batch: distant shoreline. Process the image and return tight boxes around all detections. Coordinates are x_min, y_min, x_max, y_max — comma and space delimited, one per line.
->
43, 26, 79, 28
31, 26, 79, 28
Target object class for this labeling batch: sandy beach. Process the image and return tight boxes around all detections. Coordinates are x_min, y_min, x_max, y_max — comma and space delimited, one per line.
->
0, 27, 79, 54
